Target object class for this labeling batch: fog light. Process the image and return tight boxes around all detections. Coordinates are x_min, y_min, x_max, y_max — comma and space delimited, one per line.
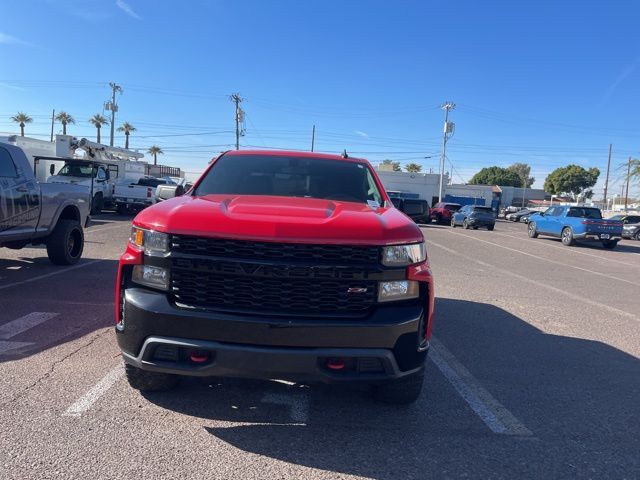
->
132, 265, 170, 291
378, 280, 419, 302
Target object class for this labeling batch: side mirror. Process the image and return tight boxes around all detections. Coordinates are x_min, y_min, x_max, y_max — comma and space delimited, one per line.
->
156, 184, 181, 201
50, 164, 56, 175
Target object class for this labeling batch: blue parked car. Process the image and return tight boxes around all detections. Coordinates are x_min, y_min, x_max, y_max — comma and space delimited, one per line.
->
527, 206, 623, 249
451, 205, 496, 230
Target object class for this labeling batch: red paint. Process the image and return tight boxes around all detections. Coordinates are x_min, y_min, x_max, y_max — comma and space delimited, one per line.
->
114, 242, 143, 324
408, 261, 435, 340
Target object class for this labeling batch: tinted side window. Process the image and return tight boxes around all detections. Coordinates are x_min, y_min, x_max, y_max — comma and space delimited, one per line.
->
0, 147, 18, 177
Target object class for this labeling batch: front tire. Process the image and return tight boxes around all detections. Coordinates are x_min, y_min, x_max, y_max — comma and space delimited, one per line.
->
561, 227, 575, 246
46, 219, 84, 265
528, 222, 538, 238
463, 219, 470, 229
451, 217, 456, 227
635, 231, 640, 241
125, 364, 179, 392
372, 369, 424, 405
487, 225, 495, 231
602, 240, 618, 250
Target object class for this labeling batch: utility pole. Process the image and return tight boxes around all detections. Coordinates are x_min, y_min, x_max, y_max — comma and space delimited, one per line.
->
50, 109, 55, 142
438, 101, 455, 202
625, 156, 631, 212
311, 125, 316, 152
230, 93, 244, 150
106, 82, 122, 146
603, 143, 612, 209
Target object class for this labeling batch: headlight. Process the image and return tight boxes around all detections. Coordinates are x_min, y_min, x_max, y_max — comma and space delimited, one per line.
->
381, 243, 426, 266
378, 280, 419, 302
130, 227, 170, 257
132, 265, 170, 291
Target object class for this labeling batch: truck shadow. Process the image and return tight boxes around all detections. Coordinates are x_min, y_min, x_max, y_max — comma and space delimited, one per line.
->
0, 257, 117, 362
142, 298, 640, 479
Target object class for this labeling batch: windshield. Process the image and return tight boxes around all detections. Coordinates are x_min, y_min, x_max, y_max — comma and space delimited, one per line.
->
609, 215, 624, 221
567, 207, 602, 219
473, 207, 493, 213
194, 155, 384, 205
445, 204, 461, 211
57, 164, 94, 178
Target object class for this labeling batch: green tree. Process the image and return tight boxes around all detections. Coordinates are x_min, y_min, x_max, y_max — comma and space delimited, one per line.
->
10, 112, 32, 137
88, 114, 109, 144
469, 166, 523, 187
381, 159, 401, 172
147, 145, 164, 166
405, 163, 422, 173
507, 162, 535, 188
55, 111, 75, 135
117, 122, 137, 149
544, 165, 600, 200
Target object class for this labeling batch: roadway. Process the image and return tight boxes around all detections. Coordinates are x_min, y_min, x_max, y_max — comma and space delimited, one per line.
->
1, 216, 639, 479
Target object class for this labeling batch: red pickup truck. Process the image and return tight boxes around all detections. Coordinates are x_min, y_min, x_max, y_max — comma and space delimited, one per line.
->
115, 150, 434, 404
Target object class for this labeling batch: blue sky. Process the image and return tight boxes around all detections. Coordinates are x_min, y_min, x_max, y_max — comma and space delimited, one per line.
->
1, 0, 639, 197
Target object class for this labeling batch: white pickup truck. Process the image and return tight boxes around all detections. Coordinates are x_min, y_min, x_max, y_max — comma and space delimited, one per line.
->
113, 176, 176, 214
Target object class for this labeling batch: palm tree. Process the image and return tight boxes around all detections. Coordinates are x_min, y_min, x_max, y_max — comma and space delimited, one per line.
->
10, 112, 33, 137
147, 145, 164, 166
117, 122, 136, 149
88, 114, 109, 144
55, 111, 75, 135
405, 163, 422, 173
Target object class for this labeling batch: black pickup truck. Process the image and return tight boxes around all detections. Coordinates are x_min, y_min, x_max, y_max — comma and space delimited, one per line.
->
0, 142, 91, 264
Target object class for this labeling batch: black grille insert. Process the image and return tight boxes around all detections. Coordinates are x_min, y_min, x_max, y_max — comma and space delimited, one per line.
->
169, 236, 382, 317
171, 236, 380, 265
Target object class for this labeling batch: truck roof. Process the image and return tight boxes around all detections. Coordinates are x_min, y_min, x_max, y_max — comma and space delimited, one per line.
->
223, 149, 367, 163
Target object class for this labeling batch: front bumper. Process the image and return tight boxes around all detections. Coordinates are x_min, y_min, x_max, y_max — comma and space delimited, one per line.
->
622, 230, 639, 239
117, 288, 428, 383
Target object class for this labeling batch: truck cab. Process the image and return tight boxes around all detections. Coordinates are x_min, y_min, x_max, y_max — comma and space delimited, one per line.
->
48, 160, 116, 213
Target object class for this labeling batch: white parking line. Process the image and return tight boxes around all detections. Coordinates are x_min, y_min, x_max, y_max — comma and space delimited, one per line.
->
64, 364, 124, 417
430, 337, 532, 436
261, 391, 309, 424
0, 340, 33, 354
0, 312, 59, 340
0, 260, 102, 292
427, 239, 638, 322
447, 230, 640, 287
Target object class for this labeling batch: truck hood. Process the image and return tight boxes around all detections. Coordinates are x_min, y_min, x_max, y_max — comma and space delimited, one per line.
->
134, 194, 423, 245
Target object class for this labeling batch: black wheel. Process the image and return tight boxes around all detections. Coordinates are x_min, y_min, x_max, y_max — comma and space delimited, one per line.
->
463, 219, 470, 229
473, 226, 479, 230
125, 364, 179, 392
561, 227, 575, 246
91, 193, 103, 215
372, 369, 424, 405
46, 219, 84, 265
635, 231, 640, 241
602, 240, 618, 250
528, 222, 538, 238
487, 225, 495, 231
435, 213, 442, 225
451, 217, 456, 227
116, 204, 127, 215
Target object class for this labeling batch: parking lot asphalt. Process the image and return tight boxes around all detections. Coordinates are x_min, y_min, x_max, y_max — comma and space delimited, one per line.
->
1, 216, 639, 479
